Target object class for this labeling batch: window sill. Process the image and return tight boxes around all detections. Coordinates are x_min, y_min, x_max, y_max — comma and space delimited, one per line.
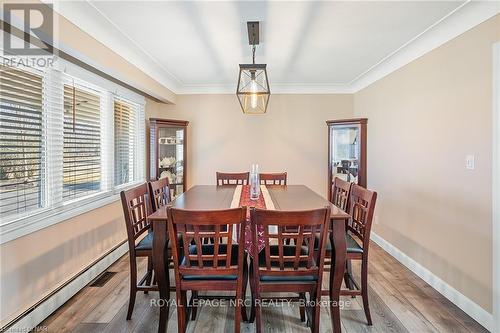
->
0, 181, 143, 245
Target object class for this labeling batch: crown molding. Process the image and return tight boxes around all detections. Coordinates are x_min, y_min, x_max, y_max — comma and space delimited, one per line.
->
49, 0, 182, 93
52, 0, 500, 95
350, 0, 500, 93
176, 83, 354, 94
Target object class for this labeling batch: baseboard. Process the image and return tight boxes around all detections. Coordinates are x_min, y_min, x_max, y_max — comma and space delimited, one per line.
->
3, 242, 128, 332
371, 232, 494, 332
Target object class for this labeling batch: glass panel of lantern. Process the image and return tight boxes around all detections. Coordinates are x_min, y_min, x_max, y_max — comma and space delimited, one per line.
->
236, 64, 270, 114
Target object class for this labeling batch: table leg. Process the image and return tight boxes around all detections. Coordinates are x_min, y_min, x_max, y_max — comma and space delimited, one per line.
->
152, 219, 170, 333
329, 218, 347, 333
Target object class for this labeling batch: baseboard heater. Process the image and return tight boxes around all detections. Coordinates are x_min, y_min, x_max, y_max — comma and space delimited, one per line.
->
1, 240, 128, 332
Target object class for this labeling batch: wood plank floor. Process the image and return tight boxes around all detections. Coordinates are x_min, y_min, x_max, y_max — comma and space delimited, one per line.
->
39, 242, 488, 332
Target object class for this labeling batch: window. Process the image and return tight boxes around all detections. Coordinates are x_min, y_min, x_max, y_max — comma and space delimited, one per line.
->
0, 61, 145, 239
63, 84, 101, 200
114, 99, 136, 186
0, 65, 44, 219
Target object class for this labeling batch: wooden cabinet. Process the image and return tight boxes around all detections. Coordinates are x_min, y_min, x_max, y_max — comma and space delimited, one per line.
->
149, 118, 189, 199
327, 118, 367, 198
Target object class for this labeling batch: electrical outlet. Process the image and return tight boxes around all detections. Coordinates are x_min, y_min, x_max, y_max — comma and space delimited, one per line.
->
465, 155, 475, 170
374, 215, 379, 225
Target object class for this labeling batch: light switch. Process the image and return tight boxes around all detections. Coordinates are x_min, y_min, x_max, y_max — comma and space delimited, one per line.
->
466, 155, 475, 170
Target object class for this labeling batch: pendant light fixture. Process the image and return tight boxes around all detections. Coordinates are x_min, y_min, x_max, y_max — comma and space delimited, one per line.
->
236, 21, 270, 114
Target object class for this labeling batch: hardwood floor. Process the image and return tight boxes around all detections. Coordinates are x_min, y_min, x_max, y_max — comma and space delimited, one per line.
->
39, 242, 488, 333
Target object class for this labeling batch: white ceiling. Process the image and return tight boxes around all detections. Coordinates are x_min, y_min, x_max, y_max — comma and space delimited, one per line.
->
53, 1, 498, 94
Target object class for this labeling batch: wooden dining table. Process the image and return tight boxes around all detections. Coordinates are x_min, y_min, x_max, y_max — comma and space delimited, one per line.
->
148, 185, 350, 333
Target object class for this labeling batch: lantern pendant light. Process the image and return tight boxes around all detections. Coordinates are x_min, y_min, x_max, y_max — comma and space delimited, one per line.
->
236, 21, 270, 114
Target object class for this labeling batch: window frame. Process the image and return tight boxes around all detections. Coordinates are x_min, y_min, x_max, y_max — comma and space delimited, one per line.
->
0, 60, 146, 245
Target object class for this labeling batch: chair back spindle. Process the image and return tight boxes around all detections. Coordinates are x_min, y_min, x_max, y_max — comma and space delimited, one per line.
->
251, 207, 331, 279
259, 172, 287, 185
347, 184, 377, 248
120, 183, 153, 246
331, 177, 352, 210
216, 172, 250, 186
167, 207, 247, 277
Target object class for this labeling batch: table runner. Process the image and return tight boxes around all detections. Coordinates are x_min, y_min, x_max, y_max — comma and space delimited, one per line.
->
231, 185, 275, 256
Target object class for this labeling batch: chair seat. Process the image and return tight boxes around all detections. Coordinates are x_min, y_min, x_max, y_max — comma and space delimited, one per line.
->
260, 275, 317, 282
181, 244, 239, 281
135, 232, 182, 252
135, 232, 154, 251
315, 233, 364, 254
183, 274, 238, 281
345, 234, 363, 254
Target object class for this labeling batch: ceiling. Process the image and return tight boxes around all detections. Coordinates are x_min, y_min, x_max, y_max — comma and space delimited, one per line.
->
53, 1, 492, 94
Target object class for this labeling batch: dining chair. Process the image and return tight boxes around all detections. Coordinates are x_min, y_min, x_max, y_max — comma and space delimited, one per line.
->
250, 207, 331, 333
343, 184, 377, 325
167, 207, 248, 333
320, 182, 377, 326
216, 171, 250, 185
328, 177, 355, 291
259, 172, 287, 185
330, 177, 351, 208
120, 183, 157, 320
148, 177, 171, 212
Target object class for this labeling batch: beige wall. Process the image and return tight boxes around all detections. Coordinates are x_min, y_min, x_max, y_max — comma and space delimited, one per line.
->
0, 202, 126, 326
146, 94, 353, 197
353, 15, 500, 312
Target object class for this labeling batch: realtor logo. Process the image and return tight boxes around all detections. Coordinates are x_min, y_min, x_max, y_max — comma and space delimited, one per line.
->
3, 3, 53, 56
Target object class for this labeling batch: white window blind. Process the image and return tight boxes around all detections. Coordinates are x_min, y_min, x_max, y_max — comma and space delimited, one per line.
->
114, 98, 143, 186
0, 57, 146, 242
0, 65, 44, 218
63, 83, 102, 200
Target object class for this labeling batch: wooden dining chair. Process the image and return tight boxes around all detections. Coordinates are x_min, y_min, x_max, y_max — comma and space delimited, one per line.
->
250, 207, 331, 333
343, 184, 377, 325
259, 172, 287, 185
148, 177, 171, 212
216, 171, 249, 185
167, 207, 248, 333
328, 177, 354, 291
330, 177, 352, 208
320, 182, 377, 326
120, 183, 157, 320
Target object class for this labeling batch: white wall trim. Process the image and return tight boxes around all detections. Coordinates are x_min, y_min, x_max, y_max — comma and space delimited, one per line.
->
492, 42, 500, 333
371, 232, 494, 332
177, 82, 354, 95
4, 242, 128, 332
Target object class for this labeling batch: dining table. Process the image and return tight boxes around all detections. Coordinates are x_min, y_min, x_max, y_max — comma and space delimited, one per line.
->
148, 184, 350, 333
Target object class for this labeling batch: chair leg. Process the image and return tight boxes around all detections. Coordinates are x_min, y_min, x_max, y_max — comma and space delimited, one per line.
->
255, 292, 262, 333
145, 255, 153, 294
157, 259, 170, 333
177, 291, 187, 333
127, 255, 137, 320
329, 259, 342, 333
361, 258, 372, 326
310, 289, 321, 333
235, 281, 243, 333
344, 259, 355, 294
190, 291, 198, 320
299, 292, 306, 322
241, 260, 249, 322
248, 260, 256, 323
